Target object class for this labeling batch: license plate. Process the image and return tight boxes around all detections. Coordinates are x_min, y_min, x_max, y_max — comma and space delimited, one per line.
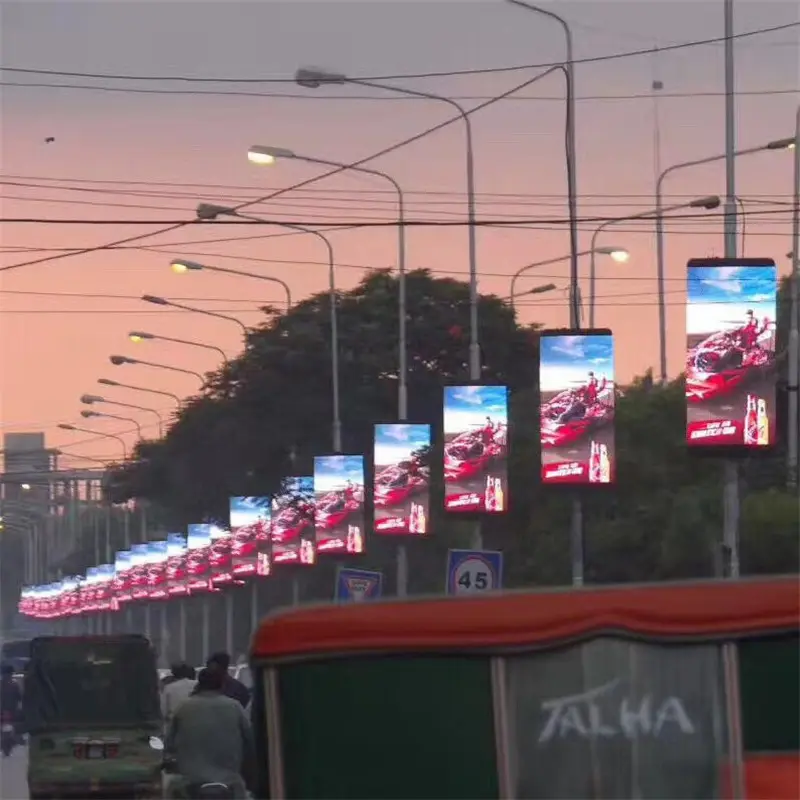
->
87, 743, 105, 759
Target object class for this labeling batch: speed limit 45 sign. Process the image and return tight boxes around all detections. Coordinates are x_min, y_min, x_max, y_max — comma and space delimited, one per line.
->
446, 549, 503, 595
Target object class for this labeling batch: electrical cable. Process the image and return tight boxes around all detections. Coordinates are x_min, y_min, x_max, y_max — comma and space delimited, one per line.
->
2, 21, 795, 82
2, 81, 795, 102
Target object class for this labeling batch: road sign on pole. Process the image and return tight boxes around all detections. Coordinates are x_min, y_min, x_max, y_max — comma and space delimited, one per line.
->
446, 549, 503, 595
335, 567, 384, 602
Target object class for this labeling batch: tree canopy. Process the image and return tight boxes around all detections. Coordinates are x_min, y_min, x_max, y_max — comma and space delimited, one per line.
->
97, 269, 797, 595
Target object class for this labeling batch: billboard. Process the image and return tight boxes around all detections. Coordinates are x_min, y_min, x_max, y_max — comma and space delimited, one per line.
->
685, 259, 778, 449
313, 456, 366, 555
128, 544, 151, 601
61, 576, 80, 616
209, 525, 234, 585
186, 524, 212, 593
95, 565, 116, 611
443, 385, 509, 512
166, 534, 188, 597
229, 497, 270, 577
271, 477, 316, 566
539, 330, 616, 484
113, 550, 133, 603
146, 541, 168, 600
374, 423, 432, 535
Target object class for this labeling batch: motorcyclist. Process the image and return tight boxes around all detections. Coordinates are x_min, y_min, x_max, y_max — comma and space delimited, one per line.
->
205, 652, 250, 708
161, 662, 197, 731
0, 663, 21, 748
165, 667, 255, 799
556, 389, 587, 424
736, 309, 769, 351
582, 372, 607, 405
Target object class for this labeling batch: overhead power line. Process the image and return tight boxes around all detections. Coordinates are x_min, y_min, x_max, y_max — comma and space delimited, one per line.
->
1, 21, 795, 82
2, 81, 795, 102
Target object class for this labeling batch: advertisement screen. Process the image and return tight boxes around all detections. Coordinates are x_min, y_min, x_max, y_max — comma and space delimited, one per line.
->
313, 456, 366, 555
539, 331, 616, 484
685, 259, 778, 448
113, 551, 133, 603
129, 544, 151, 601
208, 525, 233, 586
374, 423, 432, 534
443, 385, 509, 512
95, 565, 116, 611
272, 477, 316, 566
166, 534, 188, 597
186, 524, 212, 593
146, 541, 168, 599
85, 568, 100, 612
61, 576, 80, 616
229, 497, 270, 578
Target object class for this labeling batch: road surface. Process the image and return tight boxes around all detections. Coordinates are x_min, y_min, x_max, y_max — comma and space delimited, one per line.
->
541, 424, 615, 466
0, 743, 28, 798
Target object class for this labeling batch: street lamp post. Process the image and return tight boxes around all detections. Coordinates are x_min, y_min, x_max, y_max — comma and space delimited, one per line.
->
248, 145, 410, 421
109, 354, 205, 384
588, 196, 721, 327
654, 137, 794, 383
80, 392, 164, 435
510, 248, 629, 312
81, 409, 143, 439
170, 258, 292, 312
295, 68, 482, 388
196, 203, 342, 452
141, 295, 248, 340
129, 330, 229, 365
58, 423, 128, 459
97, 378, 181, 406
504, 0, 580, 327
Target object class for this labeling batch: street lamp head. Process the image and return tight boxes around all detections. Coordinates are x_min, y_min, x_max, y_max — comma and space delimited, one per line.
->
766, 137, 795, 150
80, 410, 99, 419
170, 258, 205, 273
295, 67, 347, 89
594, 246, 630, 263
80, 394, 104, 405
110, 354, 134, 366
129, 331, 154, 342
20, 484, 31, 491
196, 203, 236, 222
97, 378, 120, 387
689, 195, 721, 210
142, 294, 168, 306
529, 282, 558, 295
248, 145, 296, 166
58, 424, 76, 431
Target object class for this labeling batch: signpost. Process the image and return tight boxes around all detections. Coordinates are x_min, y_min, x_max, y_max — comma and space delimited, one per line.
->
335, 568, 384, 602
446, 549, 503, 595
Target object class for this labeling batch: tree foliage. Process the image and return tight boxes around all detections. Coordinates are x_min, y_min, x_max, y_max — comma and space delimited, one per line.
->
102, 271, 798, 596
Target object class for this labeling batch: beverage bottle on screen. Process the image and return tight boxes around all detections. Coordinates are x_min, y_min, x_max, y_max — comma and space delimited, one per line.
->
409, 503, 418, 533
494, 478, 505, 511
744, 395, 758, 445
347, 525, 363, 554
413, 503, 427, 534
756, 399, 769, 445
485, 475, 495, 510
599, 445, 611, 483
588, 441, 600, 483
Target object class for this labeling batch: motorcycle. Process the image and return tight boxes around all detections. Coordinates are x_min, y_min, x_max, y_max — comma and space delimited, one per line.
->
163, 754, 235, 799
1, 710, 16, 756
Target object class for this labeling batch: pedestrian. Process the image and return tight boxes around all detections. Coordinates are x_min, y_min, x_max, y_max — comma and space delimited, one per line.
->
165, 667, 255, 799
161, 662, 196, 731
205, 651, 250, 708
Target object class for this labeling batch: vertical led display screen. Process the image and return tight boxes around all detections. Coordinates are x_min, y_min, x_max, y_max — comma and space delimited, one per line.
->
539, 331, 616, 484
229, 497, 270, 578
685, 259, 777, 448
129, 544, 151, 601
96, 565, 115, 611
373, 423, 432, 534
166, 534, 188, 597
113, 551, 133, 603
313, 456, 366, 555
61, 576, 80, 616
186, 524, 212, 593
146, 541, 168, 600
209, 525, 234, 586
443, 386, 508, 512
271, 477, 316, 566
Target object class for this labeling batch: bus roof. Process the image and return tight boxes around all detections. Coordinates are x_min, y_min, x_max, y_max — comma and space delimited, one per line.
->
252, 576, 799, 662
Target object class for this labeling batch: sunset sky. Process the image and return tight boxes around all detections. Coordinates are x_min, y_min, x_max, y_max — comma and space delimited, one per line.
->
1, 1, 797, 468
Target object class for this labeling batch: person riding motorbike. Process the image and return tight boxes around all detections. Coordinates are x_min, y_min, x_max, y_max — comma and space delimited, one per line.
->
0, 663, 21, 754
205, 652, 250, 708
582, 372, 606, 405
161, 662, 197, 731
736, 309, 769, 352
165, 667, 255, 799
